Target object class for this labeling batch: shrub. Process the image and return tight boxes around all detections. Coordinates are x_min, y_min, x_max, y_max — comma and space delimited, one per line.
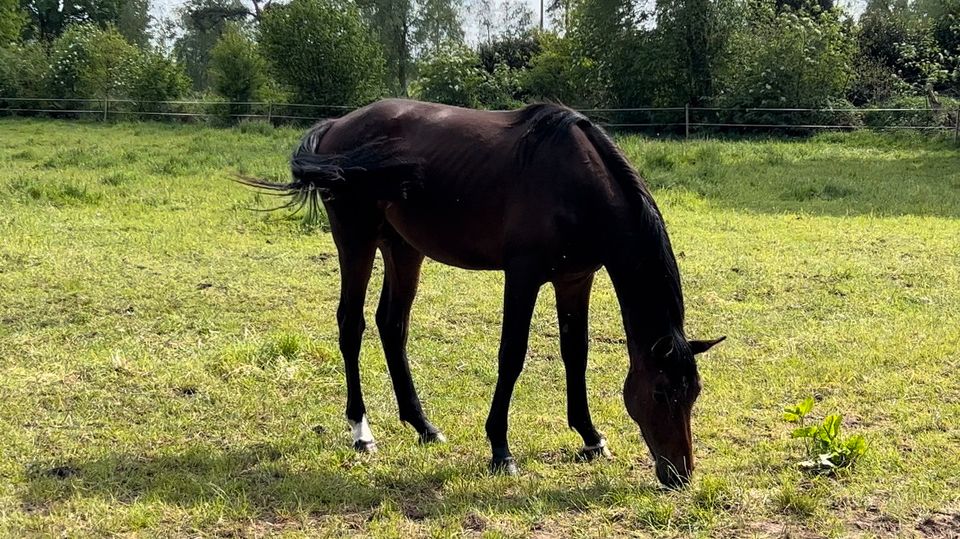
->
412, 43, 486, 107
127, 51, 190, 111
49, 24, 139, 100
521, 32, 596, 106
209, 25, 267, 118
478, 33, 540, 73
0, 0, 26, 45
0, 42, 50, 101
259, 0, 385, 106
719, 9, 856, 109
864, 95, 959, 128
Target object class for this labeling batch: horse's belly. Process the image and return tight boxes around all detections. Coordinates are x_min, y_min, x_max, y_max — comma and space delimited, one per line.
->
383, 200, 506, 270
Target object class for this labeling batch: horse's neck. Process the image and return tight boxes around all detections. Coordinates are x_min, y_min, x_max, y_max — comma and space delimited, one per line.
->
607, 249, 686, 364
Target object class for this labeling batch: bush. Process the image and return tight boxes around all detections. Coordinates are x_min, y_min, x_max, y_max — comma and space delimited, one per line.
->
127, 51, 190, 111
521, 32, 596, 106
259, 0, 385, 106
476, 63, 523, 110
412, 43, 486, 107
478, 33, 540, 73
0, 42, 49, 101
49, 24, 139, 100
864, 95, 959, 127
719, 9, 856, 110
1, 0, 26, 45
209, 25, 267, 117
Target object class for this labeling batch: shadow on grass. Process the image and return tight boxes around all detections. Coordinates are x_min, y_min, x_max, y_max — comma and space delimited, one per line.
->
20, 442, 660, 521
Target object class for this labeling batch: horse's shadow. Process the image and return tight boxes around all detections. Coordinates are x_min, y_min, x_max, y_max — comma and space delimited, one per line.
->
21, 442, 659, 521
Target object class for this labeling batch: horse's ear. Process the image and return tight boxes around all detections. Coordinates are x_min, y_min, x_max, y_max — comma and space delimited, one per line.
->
690, 336, 726, 356
651, 335, 676, 359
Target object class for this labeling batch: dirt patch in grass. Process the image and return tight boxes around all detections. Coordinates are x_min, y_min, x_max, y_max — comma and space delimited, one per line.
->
917, 511, 960, 538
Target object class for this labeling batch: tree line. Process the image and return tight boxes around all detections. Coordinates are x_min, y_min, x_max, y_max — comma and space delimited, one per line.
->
1, 0, 958, 124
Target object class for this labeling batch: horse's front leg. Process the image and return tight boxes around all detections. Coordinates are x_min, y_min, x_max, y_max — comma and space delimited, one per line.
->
553, 273, 610, 460
485, 266, 542, 475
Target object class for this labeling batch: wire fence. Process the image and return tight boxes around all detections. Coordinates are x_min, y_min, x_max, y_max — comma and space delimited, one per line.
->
2, 97, 958, 140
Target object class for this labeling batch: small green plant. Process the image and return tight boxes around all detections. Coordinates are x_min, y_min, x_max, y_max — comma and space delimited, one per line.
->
783, 397, 867, 474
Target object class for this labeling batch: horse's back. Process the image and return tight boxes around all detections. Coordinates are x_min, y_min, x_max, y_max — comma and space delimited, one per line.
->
321, 100, 620, 274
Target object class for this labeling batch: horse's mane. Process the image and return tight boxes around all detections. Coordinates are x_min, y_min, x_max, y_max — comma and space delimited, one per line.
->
513, 103, 686, 328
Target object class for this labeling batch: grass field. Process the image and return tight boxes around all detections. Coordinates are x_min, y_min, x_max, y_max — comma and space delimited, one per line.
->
1, 118, 959, 537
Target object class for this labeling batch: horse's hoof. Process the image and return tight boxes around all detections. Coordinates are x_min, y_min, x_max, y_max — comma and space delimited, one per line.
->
576, 439, 612, 462
353, 439, 378, 453
418, 430, 447, 445
489, 456, 519, 476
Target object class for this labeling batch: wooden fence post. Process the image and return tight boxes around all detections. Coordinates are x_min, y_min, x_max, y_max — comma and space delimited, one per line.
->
685, 104, 690, 140
267, 102, 273, 124
103, 97, 108, 122
954, 107, 959, 145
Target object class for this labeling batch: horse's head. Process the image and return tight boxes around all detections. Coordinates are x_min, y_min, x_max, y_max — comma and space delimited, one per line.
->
623, 334, 724, 488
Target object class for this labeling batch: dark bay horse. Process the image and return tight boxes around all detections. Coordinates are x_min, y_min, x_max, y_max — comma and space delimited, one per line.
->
238, 99, 724, 487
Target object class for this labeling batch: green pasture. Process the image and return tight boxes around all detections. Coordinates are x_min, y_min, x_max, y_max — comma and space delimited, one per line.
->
0, 118, 958, 537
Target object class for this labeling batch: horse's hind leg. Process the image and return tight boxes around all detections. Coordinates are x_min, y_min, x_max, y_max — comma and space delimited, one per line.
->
553, 273, 610, 460
330, 206, 379, 452
376, 231, 445, 444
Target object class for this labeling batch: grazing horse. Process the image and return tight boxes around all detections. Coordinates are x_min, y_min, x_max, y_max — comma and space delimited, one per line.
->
238, 99, 724, 487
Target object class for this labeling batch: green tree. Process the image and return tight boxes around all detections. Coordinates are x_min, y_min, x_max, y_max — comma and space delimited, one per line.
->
719, 8, 856, 108
49, 23, 140, 99
259, 0, 385, 105
209, 24, 266, 115
655, 0, 737, 105
520, 32, 595, 105
412, 42, 485, 106
1, 0, 27, 44
357, 0, 414, 94
0, 42, 48, 98
174, 0, 248, 90
127, 50, 189, 105
20, 0, 151, 43
412, 0, 463, 55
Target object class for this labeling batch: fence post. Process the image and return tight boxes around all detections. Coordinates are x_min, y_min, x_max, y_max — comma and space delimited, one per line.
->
685, 104, 690, 140
955, 107, 959, 145
267, 102, 273, 124
103, 97, 108, 122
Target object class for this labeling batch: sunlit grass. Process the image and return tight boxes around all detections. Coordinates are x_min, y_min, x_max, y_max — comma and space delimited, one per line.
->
1, 118, 958, 536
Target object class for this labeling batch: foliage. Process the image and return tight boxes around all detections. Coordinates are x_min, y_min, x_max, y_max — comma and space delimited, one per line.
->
209, 24, 267, 117
49, 24, 139, 99
520, 32, 595, 105
412, 0, 464, 56
174, 0, 250, 91
19, 0, 150, 43
864, 95, 959, 127
654, 0, 738, 106
412, 42, 485, 106
719, 8, 856, 108
475, 62, 522, 109
784, 397, 868, 474
0, 0, 27, 44
357, 0, 415, 95
127, 50, 190, 108
0, 42, 49, 99
477, 32, 540, 73
259, 0, 385, 106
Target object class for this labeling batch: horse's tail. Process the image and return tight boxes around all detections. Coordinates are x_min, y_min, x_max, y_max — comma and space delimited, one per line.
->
234, 120, 422, 219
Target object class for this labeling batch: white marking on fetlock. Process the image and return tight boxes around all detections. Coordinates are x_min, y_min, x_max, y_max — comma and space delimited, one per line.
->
349, 416, 374, 444
582, 438, 607, 452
